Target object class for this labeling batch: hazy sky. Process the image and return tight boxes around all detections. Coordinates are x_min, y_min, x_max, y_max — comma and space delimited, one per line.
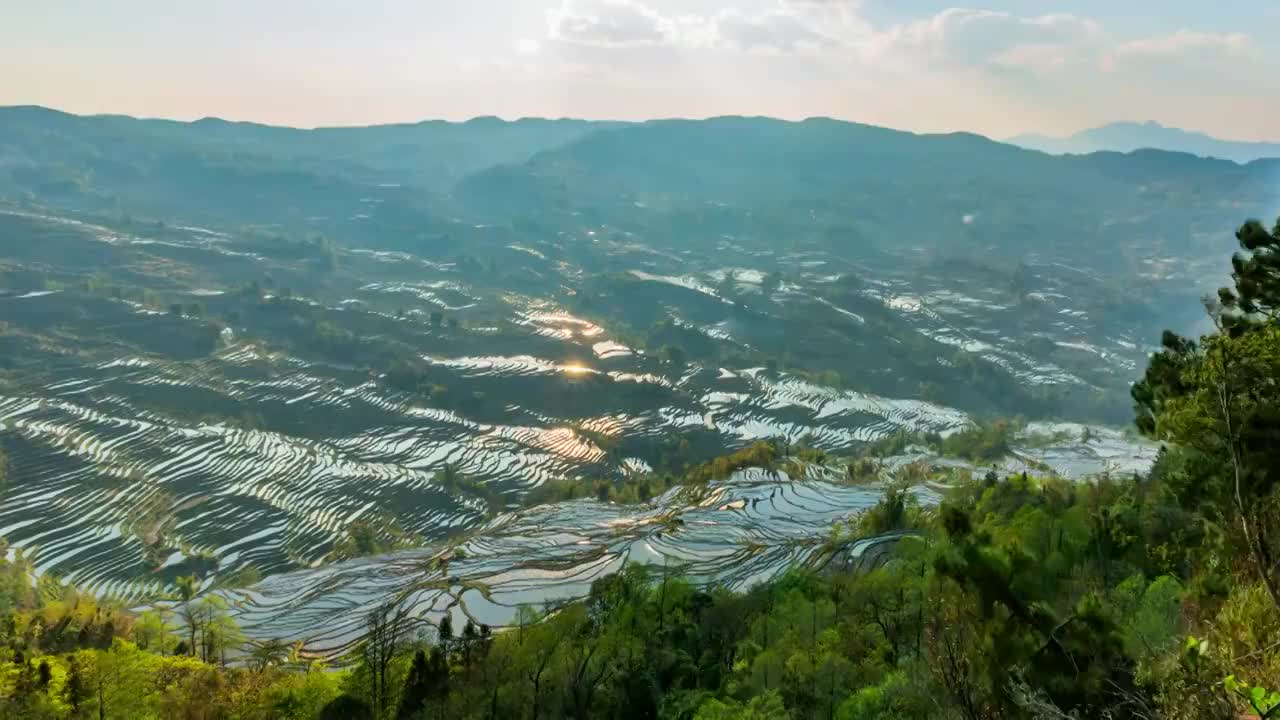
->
4, 0, 1278, 140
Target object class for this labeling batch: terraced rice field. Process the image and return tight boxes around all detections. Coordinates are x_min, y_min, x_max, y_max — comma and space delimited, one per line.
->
220, 470, 929, 659
0, 320, 969, 598
0, 209, 1158, 653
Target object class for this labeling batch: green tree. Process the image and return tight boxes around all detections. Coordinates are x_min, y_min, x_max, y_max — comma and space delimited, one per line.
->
175, 574, 199, 657
1217, 218, 1280, 327
132, 606, 174, 654
398, 647, 449, 719
1133, 217, 1280, 609
74, 640, 155, 720
249, 637, 290, 673
661, 345, 687, 370
693, 689, 790, 719
514, 605, 570, 720
320, 694, 375, 720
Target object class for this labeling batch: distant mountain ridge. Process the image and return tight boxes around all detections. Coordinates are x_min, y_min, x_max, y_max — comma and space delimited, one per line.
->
456, 116, 1278, 259
1, 106, 1277, 272
0, 104, 614, 195
1009, 121, 1280, 163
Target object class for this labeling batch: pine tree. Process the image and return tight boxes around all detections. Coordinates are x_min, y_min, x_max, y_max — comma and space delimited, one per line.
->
397, 649, 431, 720
461, 619, 478, 668
438, 614, 454, 658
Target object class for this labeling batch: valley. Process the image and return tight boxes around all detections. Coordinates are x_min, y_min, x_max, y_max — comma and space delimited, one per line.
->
0, 109, 1272, 655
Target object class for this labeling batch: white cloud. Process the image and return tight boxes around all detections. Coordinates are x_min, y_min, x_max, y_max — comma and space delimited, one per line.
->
1117, 30, 1253, 58
711, 0, 874, 52
545, 0, 872, 54
709, 7, 835, 53
886, 9, 1102, 69
517, 38, 542, 55
874, 11, 1261, 77
540, 2, 1266, 76
547, 0, 679, 47
533, 1, 1272, 137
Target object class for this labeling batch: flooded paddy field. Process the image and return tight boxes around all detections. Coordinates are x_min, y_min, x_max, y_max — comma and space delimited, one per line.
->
0, 209, 1158, 649
220, 469, 931, 659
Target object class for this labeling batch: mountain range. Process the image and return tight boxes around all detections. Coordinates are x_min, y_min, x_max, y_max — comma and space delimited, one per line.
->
1008, 121, 1280, 163
3, 107, 1275, 266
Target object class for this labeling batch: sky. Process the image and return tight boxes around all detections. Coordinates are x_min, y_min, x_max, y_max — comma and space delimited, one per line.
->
3, 0, 1279, 140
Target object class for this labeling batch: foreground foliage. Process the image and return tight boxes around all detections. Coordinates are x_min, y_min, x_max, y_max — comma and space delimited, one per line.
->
3, 458, 1276, 719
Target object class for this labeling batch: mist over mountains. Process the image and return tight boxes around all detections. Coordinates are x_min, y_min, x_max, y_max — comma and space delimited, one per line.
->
3, 106, 1276, 265
1009, 120, 1280, 163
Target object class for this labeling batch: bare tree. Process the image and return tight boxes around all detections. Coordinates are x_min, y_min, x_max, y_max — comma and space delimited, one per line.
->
516, 606, 568, 720
926, 597, 994, 720
363, 601, 411, 719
